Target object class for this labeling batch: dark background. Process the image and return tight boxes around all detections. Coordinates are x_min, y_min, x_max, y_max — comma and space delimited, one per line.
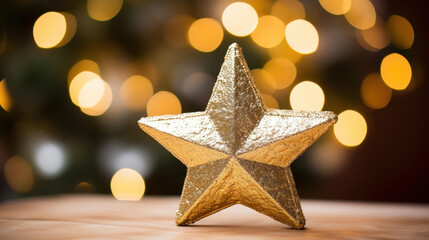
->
0, 0, 427, 203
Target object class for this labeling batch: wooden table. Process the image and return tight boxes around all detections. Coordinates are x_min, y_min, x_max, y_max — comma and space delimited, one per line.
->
0, 195, 428, 239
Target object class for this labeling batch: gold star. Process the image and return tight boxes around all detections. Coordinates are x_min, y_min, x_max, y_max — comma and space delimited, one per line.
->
138, 43, 337, 229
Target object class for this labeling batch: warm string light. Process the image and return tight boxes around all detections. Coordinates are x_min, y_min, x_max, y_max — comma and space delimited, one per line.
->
0, 79, 12, 112
4, 156, 34, 193
251, 15, 284, 49
146, 91, 182, 117
120, 75, 153, 111
263, 58, 297, 89
188, 18, 223, 52
380, 53, 412, 90
290, 81, 325, 111
361, 73, 392, 109
87, 0, 123, 21
33, 11, 76, 49
15, 0, 417, 192
334, 110, 367, 147
111, 168, 145, 201
222, 2, 258, 37
285, 19, 319, 54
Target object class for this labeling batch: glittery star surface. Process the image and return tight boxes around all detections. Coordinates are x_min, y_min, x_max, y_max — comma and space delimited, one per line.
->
138, 43, 337, 229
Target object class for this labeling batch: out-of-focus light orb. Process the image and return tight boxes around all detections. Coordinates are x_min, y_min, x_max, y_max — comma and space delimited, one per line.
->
74, 182, 95, 193
222, 2, 258, 37
268, 41, 302, 63
33, 12, 76, 49
290, 81, 325, 111
4, 156, 34, 193
0, 79, 12, 112
285, 19, 319, 54
309, 140, 348, 177
114, 149, 152, 178
251, 15, 285, 48
147, 91, 182, 116
361, 73, 392, 109
251, 69, 276, 94
68, 59, 100, 85
261, 93, 279, 109
387, 15, 414, 49
80, 80, 112, 116
69, 71, 101, 106
334, 110, 367, 147
188, 18, 223, 52
163, 14, 195, 48
111, 168, 145, 201
319, 0, 351, 15
120, 75, 153, 111
344, 0, 376, 30
34, 142, 66, 178
98, 141, 154, 178
78, 78, 105, 108
271, 0, 305, 24
263, 58, 297, 89
87, 0, 123, 21
361, 18, 390, 50
181, 72, 214, 103
380, 53, 412, 90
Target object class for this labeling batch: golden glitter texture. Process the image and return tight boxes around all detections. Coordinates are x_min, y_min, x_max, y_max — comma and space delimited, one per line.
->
138, 43, 337, 229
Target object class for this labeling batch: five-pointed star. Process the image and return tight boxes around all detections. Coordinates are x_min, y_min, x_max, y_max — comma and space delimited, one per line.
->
138, 43, 337, 229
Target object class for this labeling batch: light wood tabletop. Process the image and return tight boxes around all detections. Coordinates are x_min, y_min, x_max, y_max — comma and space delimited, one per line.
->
0, 195, 428, 239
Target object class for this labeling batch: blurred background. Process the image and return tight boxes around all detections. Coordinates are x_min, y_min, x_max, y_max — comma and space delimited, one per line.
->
0, 0, 427, 203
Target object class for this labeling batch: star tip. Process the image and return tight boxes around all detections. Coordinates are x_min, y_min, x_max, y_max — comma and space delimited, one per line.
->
228, 42, 241, 51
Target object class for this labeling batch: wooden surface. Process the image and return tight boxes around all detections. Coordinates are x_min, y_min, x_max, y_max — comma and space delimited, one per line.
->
0, 195, 428, 239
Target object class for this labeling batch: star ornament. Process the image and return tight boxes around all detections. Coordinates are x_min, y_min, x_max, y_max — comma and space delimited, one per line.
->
138, 43, 337, 229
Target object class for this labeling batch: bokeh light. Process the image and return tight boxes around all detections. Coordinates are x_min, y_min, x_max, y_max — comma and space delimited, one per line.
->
344, 0, 376, 30
268, 41, 302, 63
309, 140, 348, 177
80, 80, 113, 116
34, 142, 67, 178
120, 75, 153, 111
285, 19, 319, 54
387, 15, 414, 49
0, 79, 12, 112
147, 91, 182, 116
380, 53, 412, 90
319, 0, 351, 15
69, 71, 101, 106
111, 168, 145, 201
181, 72, 214, 103
361, 18, 390, 50
74, 182, 95, 193
78, 78, 106, 108
188, 18, 223, 52
251, 69, 276, 94
251, 15, 285, 48
68, 59, 100, 85
87, 0, 123, 21
222, 2, 258, 37
163, 14, 195, 48
4, 156, 34, 193
290, 81, 325, 111
361, 73, 392, 109
271, 0, 305, 24
334, 110, 367, 147
263, 58, 296, 89
33, 11, 76, 49
261, 93, 279, 109
98, 142, 154, 178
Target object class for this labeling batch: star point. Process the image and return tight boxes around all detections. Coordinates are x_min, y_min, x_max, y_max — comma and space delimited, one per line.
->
138, 43, 337, 229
